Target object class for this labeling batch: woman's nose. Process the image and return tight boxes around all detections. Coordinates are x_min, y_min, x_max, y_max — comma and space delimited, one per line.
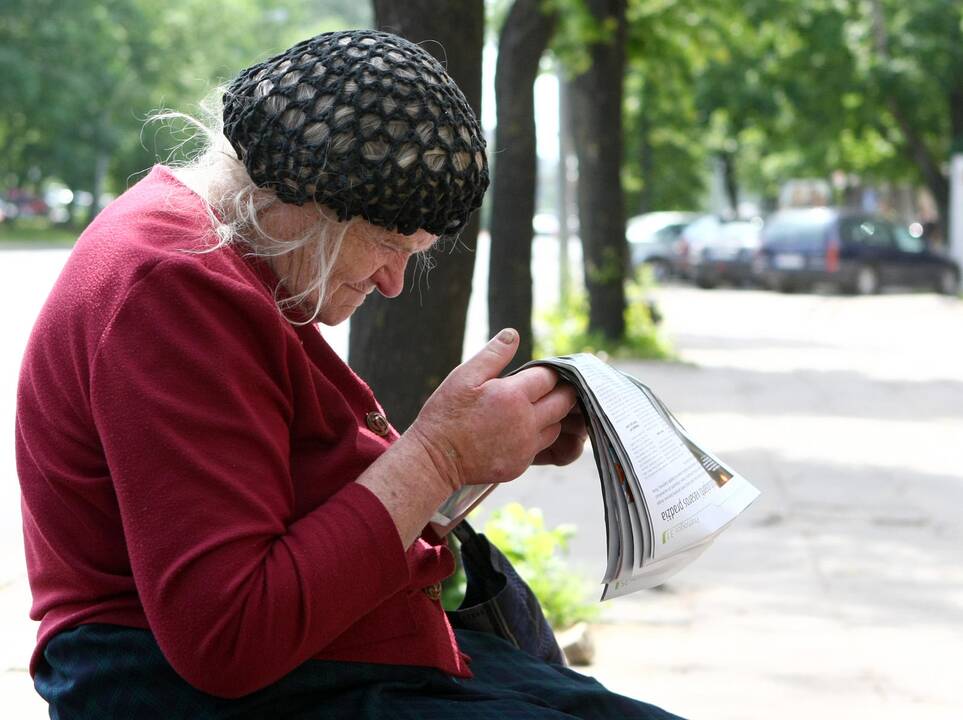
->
372, 253, 408, 298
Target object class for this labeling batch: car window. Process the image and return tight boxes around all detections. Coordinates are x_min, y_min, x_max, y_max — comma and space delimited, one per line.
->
837, 218, 862, 245
684, 216, 721, 242
855, 220, 893, 248
652, 224, 685, 243
763, 215, 829, 249
891, 224, 925, 253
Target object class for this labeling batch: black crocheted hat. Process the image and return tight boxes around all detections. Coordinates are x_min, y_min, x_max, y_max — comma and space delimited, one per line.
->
223, 30, 489, 237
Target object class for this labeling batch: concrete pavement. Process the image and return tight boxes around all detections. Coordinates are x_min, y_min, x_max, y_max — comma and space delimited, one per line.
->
2, 246, 961, 718
496, 287, 963, 719
1, 250, 69, 718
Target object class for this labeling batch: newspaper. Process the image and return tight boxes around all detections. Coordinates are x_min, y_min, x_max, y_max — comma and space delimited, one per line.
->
431, 353, 760, 600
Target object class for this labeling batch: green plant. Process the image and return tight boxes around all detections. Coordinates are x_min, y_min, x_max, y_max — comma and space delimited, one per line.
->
441, 541, 467, 611
442, 503, 598, 631
534, 269, 675, 360
0, 218, 78, 247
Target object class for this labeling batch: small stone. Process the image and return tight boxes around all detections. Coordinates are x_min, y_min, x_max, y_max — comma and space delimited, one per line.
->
557, 622, 595, 666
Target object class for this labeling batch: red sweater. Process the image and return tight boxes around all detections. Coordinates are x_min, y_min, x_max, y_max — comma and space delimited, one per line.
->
16, 166, 470, 698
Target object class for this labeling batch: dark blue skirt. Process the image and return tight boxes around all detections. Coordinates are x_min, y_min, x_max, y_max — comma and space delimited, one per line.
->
35, 624, 684, 719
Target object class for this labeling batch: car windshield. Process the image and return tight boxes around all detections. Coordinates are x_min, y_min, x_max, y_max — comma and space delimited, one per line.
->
892, 225, 925, 253
626, 214, 694, 244
651, 224, 685, 243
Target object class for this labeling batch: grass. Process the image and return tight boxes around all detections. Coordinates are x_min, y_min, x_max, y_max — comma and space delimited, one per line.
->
0, 219, 78, 248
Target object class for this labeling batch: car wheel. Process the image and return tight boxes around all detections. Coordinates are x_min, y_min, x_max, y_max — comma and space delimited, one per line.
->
854, 265, 879, 295
775, 276, 795, 293
936, 267, 959, 296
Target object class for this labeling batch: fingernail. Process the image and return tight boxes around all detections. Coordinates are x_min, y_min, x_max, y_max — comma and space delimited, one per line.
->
496, 328, 517, 344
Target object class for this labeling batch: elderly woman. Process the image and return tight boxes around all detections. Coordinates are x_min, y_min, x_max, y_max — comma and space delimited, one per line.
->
17, 31, 682, 719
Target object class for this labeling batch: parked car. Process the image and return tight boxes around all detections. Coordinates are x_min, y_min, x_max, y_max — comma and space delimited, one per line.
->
755, 208, 960, 294
626, 211, 698, 279
671, 214, 724, 279
689, 219, 763, 288
4, 188, 48, 219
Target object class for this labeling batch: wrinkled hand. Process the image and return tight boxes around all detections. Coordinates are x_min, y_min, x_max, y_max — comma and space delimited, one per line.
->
407, 329, 578, 491
533, 403, 587, 466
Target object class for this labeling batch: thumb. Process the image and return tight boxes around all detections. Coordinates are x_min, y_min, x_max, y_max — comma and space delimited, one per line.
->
453, 328, 519, 388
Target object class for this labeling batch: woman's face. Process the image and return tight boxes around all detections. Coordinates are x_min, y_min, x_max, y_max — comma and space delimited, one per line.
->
320, 221, 437, 325
262, 205, 438, 325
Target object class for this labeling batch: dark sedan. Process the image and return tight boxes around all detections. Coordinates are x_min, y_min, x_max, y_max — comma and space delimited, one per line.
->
755, 208, 960, 295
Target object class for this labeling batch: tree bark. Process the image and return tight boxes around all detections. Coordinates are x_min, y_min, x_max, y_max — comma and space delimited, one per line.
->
870, 0, 951, 236
349, 0, 485, 431
720, 150, 739, 217
637, 95, 653, 214
888, 99, 949, 231
567, 0, 628, 341
488, 0, 556, 370
950, 85, 963, 153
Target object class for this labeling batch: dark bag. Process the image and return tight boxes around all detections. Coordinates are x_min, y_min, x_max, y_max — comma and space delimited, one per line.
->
445, 521, 566, 665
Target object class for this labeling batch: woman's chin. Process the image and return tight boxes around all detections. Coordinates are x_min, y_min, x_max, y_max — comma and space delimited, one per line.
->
317, 303, 361, 327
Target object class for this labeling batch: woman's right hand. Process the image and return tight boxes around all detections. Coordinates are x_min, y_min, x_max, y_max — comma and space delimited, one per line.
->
407, 328, 578, 492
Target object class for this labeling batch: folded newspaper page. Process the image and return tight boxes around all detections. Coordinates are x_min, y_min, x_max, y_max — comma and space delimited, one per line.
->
431, 353, 760, 599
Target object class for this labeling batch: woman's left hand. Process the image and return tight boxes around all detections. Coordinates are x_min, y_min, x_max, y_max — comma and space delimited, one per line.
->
533, 404, 587, 466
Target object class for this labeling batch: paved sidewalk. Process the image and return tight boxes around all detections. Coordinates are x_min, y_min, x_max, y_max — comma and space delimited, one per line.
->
495, 288, 963, 719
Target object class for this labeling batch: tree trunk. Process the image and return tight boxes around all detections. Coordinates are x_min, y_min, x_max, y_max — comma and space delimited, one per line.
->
888, 99, 949, 233
349, 0, 485, 431
950, 85, 963, 153
488, 0, 556, 370
637, 94, 653, 215
947, 85, 963, 240
720, 150, 739, 217
871, 0, 951, 237
568, 0, 627, 341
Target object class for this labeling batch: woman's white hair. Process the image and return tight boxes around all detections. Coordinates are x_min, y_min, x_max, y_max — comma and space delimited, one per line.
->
150, 86, 356, 325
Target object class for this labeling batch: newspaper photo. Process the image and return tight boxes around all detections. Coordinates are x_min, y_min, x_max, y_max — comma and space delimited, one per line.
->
431, 353, 760, 600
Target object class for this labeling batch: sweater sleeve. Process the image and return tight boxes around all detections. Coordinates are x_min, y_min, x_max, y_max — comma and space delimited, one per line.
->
89, 259, 411, 698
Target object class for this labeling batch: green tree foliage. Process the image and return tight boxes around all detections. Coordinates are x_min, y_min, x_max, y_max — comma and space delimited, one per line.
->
614, 0, 961, 222
0, 0, 370, 212
621, 0, 712, 213
844, 0, 963, 227
692, 1, 855, 209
